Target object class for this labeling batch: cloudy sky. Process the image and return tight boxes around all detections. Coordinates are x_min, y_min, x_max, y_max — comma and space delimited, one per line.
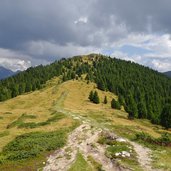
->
0, 0, 171, 72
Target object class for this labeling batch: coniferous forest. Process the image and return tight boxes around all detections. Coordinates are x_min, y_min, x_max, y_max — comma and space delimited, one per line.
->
0, 54, 171, 128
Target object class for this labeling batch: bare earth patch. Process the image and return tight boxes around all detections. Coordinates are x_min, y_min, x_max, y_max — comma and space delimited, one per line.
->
43, 123, 129, 171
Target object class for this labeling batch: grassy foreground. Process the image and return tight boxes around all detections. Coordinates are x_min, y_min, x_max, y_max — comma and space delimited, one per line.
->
69, 153, 93, 171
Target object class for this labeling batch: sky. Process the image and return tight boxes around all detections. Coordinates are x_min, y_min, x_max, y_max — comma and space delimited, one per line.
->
0, 0, 171, 72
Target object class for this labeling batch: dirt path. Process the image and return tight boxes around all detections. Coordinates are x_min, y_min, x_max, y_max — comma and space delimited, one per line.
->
43, 124, 128, 171
128, 141, 157, 171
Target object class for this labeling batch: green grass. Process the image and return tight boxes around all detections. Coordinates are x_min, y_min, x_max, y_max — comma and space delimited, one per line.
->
0, 116, 3, 119
0, 119, 80, 171
87, 155, 103, 171
106, 145, 130, 158
97, 133, 142, 170
7, 113, 65, 129
0, 131, 9, 138
6, 114, 37, 129
0, 129, 67, 162
135, 132, 171, 146
152, 147, 171, 170
108, 125, 140, 139
69, 152, 93, 171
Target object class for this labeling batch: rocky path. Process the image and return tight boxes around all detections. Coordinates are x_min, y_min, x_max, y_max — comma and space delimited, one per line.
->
43, 124, 127, 171
129, 141, 158, 171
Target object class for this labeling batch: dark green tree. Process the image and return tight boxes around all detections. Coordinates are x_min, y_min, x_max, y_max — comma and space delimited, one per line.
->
138, 101, 147, 119
111, 98, 121, 109
118, 95, 125, 106
89, 90, 94, 102
104, 96, 108, 104
126, 94, 138, 119
160, 104, 171, 129
93, 91, 100, 104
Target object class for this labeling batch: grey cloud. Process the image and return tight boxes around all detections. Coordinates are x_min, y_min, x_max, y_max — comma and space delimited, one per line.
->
0, 0, 171, 71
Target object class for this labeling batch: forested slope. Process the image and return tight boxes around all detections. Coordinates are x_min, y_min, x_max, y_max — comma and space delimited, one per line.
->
0, 54, 171, 127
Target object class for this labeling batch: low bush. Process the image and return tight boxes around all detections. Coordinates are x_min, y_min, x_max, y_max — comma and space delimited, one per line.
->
18, 122, 38, 129
0, 131, 9, 138
46, 113, 65, 123
4, 112, 12, 115
87, 155, 103, 171
7, 113, 65, 129
1, 130, 67, 161
106, 144, 130, 159
6, 114, 36, 129
135, 132, 171, 146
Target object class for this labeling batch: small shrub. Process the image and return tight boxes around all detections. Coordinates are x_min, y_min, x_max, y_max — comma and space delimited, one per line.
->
135, 132, 171, 146
4, 112, 12, 115
18, 122, 37, 129
2, 130, 67, 161
111, 99, 121, 110
46, 113, 65, 123
98, 135, 118, 146
88, 155, 103, 171
21, 114, 37, 119
0, 131, 9, 138
106, 144, 130, 159
7, 120, 23, 129
6, 114, 36, 129
7, 113, 65, 129
0, 155, 6, 164
157, 133, 171, 146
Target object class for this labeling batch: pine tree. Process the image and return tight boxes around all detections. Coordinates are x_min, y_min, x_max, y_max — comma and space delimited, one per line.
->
93, 91, 100, 104
160, 104, 171, 129
118, 95, 125, 106
104, 96, 108, 104
89, 91, 94, 102
111, 98, 121, 109
126, 94, 138, 119
138, 101, 147, 119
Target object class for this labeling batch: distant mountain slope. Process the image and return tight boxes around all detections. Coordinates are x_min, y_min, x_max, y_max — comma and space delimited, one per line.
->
0, 66, 16, 80
164, 71, 171, 78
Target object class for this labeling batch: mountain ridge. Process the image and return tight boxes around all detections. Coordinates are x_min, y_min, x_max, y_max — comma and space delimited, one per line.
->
0, 66, 16, 80
164, 71, 171, 78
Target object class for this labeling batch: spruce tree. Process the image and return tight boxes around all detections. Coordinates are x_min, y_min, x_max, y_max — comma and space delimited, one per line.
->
89, 90, 94, 102
104, 96, 108, 104
111, 98, 121, 109
160, 104, 171, 129
93, 91, 100, 104
138, 101, 147, 119
126, 94, 138, 119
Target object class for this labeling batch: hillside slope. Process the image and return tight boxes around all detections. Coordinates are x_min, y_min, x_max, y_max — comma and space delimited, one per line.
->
0, 78, 170, 170
0, 54, 171, 128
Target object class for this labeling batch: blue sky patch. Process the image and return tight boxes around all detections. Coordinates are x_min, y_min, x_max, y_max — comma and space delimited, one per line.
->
120, 45, 153, 56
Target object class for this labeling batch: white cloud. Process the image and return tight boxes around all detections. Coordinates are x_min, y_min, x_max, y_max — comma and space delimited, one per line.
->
108, 33, 171, 72
0, 48, 31, 71
74, 17, 88, 24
